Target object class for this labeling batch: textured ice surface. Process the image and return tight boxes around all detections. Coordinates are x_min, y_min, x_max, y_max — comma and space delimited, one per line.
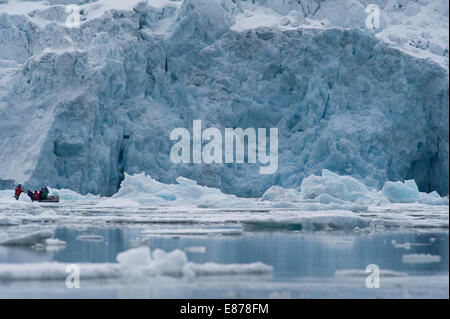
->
113, 169, 450, 207
0, 0, 448, 197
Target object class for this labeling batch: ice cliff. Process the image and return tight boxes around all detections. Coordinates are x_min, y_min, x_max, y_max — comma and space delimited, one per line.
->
0, 0, 448, 197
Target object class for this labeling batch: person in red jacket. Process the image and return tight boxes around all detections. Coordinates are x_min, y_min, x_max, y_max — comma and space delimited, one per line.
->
33, 190, 40, 201
14, 184, 24, 200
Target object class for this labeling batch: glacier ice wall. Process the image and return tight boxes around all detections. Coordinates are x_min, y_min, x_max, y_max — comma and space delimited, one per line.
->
0, 0, 448, 197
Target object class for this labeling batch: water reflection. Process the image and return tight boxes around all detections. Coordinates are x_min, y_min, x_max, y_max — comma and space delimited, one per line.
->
1, 227, 447, 279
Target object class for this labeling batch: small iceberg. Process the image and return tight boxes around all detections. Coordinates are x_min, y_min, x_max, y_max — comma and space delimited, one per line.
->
0, 231, 53, 246
0, 246, 273, 281
402, 254, 441, 264
76, 234, 104, 242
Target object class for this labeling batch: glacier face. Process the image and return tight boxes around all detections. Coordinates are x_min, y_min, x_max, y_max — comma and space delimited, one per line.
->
0, 0, 448, 197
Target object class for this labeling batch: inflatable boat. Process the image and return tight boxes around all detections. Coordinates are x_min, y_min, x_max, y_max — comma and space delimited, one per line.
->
38, 195, 60, 203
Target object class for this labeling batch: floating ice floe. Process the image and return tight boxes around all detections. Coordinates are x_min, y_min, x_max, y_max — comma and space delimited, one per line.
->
0, 231, 53, 246
0, 246, 273, 281
0, 217, 20, 226
391, 240, 431, 250
401, 254, 442, 264
76, 234, 104, 242
335, 269, 408, 278
45, 238, 66, 246
242, 211, 371, 232
184, 262, 273, 277
1, 170, 448, 211
184, 246, 206, 254
141, 228, 243, 236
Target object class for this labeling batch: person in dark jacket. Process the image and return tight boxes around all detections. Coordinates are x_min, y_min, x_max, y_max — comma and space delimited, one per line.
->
43, 186, 49, 199
39, 188, 45, 201
27, 190, 34, 201
15, 184, 24, 200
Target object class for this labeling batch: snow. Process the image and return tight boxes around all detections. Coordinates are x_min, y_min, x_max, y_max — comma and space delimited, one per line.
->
0, 0, 447, 199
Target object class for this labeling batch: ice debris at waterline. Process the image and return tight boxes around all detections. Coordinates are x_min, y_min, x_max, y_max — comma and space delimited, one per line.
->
334, 269, 408, 278
0, 171, 447, 232
401, 254, 442, 264
0, 247, 273, 281
0, 170, 448, 210
108, 170, 449, 208
0, 231, 53, 246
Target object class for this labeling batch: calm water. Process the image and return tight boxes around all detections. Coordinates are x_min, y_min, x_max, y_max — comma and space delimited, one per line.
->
1, 227, 448, 279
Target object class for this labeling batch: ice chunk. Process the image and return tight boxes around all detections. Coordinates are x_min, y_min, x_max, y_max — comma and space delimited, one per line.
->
300, 170, 378, 204
141, 228, 243, 236
0, 263, 123, 281
381, 180, 420, 203
418, 191, 449, 205
184, 246, 206, 253
0, 217, 19, 226
402, 254, 442, 264
243, 211, 370, 232
149, 248, 188, 276
184, 262, 273, 276
391, 240, 411, 250
112, 173, 255, 208
335, 269, 408, 277
261, 186, 302, 202
76, 234, 104, 242
0, 246, 272, 281
45, 238, 66, 246
50, 188, 98, 201
0, 231, 53, 246
17, 193, 32, 202
117, 246, 152, 266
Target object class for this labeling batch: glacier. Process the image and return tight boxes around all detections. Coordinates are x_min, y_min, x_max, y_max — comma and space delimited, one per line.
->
0, 0, 448, 198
